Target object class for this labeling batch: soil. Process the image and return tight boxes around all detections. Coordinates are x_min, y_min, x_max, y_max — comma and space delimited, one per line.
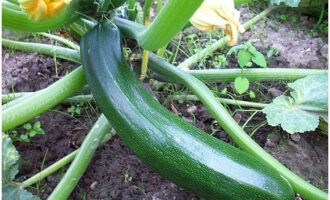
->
2, 3, 328, 200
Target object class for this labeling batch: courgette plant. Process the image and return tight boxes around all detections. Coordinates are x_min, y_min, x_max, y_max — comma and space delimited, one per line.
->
2, 0, 328, 199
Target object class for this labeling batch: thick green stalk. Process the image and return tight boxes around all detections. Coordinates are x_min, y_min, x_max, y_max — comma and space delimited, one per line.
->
172, 95, 267, 109
2, 39, 81, 63
20, 125, 112, 189
128, 0, 137, 21
243, 6, 276, 30
3, 93, 94, 105
48, 114, 110, 200
116, 0, 203, 50
148, 53, 327, 200
178, 6, 275, 70
140, 0, 153, 80
2, 0, 97, 32
140, 0, 203, 50
38, 32, 80, 50
22, 150, 78, 189
178, 37, 228, 70
189, 68, 328, 82
2, 67, 86, 131
2, 92, 35, 111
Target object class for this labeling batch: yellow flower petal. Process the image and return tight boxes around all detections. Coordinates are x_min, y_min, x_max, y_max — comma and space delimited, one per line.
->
18, 0, 72, 21
190, 0, 244, 46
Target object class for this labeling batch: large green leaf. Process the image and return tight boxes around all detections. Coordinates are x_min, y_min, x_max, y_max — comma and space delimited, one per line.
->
269, 0, 301, 7
2, 134, 40, 200
262, 74, 328, 134
2, 134, 19, 183
3, 184, 40, 200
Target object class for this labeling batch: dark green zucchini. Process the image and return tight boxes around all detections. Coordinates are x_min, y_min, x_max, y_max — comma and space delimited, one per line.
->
80, 21, 294, 200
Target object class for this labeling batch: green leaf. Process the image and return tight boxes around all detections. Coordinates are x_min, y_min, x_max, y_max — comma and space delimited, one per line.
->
249, 91, 256, 99
262, 74, 328, 134
251, 51, 267, 67
28, 130, 37, 137
3, 184, 40, 200
288, 74, 328, 112
238, 50, 251, 68
234, 77, 250, 94
2, 135, 40, 199
269, 0, 301, 7
20, 134, 30, 142
33, 121, 41, 130
23, 123, 32, 130
2, 134, 19, 183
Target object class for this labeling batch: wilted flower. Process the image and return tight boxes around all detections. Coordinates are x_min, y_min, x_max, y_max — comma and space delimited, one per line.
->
18, 0, 72, 21
190, 0, 245, 46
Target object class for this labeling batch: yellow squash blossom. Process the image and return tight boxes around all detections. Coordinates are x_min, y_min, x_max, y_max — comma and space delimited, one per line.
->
190, 0, 245, 46
18, 0, 72, 21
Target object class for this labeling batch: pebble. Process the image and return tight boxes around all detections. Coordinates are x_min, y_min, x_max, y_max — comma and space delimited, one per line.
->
187, 105, 197, 114
290, 133, 301, 142
319, 44, 328, 59
90, 181, 98, 190
268, 87, 283, 97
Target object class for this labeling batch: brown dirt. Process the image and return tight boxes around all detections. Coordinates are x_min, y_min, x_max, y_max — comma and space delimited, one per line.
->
2, 3, 328, 200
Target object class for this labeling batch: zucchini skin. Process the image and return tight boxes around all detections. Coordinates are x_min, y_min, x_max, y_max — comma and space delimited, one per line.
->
80, 21, 294, 200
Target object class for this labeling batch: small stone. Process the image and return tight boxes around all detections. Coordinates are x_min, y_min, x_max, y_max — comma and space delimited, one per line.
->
290, 133, 301, 142
233, 113, 242, 124
90, 181, 98, 190
187, 105, 197, 114
268, 87, 283, 97
46, 175, 56, 183
319, 44, 328, 59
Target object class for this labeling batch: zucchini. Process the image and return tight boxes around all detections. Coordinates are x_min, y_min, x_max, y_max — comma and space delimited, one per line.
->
80, 21, 295, 200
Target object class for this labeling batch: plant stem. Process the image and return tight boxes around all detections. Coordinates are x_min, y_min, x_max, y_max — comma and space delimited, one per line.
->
171, 95, 267, 108
2, 39, 80, 63
243, 6, 276, 30
155, 0, 168, 57
189, 68, 328, 82
128, 0, 137, 21
140, 0, 152, 80
48, 114, 110, 200
178, 6, 275, 70
20, 126, 113, 189
2, 67, 86, 131
38, 32, 80, 50
3, 93, 94, 105
115, 0, 203, 50
148, 53, 327, 200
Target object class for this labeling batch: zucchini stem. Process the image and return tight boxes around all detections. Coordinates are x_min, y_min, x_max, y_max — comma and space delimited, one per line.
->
48, 114, 111, 200
2, 67, 86, 131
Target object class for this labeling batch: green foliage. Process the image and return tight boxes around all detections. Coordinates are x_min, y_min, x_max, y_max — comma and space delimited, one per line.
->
213, 55, 228, 68
227, 42, 267, 68
8, 121, 45, 143
234, 77, 250, 94
2, 134, 40, 200
270, 0, 301, 7
262, 74, 328, 134
68, 104, 82, 117
2, 134, 19, 183
227, 42, 267, 94
267, 45, 279, 58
